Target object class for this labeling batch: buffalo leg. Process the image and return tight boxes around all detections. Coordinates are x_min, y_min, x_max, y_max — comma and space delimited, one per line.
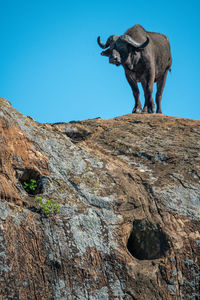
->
141, 77, 155, 113
131, 83, 142, 113
125, 70, 142, 113
156, 71, 168, 113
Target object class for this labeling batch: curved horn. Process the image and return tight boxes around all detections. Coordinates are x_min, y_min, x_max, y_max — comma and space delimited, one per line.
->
97, 35, 118, 49
120, 35, 149, 49
97, 36, 107, 49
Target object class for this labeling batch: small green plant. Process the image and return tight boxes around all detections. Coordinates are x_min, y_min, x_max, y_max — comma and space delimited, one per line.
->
23, 179, 37, 193
35, 197, 61, 216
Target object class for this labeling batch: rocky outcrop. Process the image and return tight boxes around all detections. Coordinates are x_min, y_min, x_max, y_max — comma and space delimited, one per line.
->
0, 97, 200, 299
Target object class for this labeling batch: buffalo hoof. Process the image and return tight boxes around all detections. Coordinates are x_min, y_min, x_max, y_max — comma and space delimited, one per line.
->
132, 107, 141, 113
142, 107, 148, 113
148, 108, 155, 114
156, 109, 162, 114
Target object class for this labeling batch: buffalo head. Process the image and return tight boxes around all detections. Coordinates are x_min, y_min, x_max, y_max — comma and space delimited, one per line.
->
97, 34, 149, 66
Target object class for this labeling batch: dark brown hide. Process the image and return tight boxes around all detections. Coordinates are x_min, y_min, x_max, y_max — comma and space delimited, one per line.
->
98, 24, 172, 113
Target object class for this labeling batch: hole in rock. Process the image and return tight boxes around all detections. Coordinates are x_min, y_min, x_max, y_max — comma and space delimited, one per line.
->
19, 168, 44, 195
127, 220, 170, 260
66, 128, 91, 142
50, 260, 61, 270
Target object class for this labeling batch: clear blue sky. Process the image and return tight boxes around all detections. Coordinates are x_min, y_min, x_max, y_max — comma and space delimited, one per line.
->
0, 0, 199, 122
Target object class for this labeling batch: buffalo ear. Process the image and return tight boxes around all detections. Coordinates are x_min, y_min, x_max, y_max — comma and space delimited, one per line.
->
101, 49, 111, 57
134, 46, 146, 52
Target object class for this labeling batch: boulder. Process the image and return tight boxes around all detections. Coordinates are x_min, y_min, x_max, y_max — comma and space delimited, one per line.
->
0, 97, 200, 299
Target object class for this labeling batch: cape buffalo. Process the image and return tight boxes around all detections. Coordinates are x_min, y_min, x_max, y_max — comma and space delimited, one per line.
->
97, 24, 172, 113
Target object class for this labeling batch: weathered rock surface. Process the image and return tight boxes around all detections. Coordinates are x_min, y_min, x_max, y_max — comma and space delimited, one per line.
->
0, 97, 200, 300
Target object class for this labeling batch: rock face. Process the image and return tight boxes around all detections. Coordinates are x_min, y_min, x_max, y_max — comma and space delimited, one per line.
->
0, 97, 200, 300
